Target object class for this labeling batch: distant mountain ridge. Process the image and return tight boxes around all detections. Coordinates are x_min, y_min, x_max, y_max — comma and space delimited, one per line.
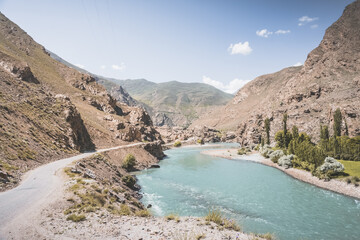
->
192, 0, 360, 145
105, 78, 234, 127
49, 51, 233, 127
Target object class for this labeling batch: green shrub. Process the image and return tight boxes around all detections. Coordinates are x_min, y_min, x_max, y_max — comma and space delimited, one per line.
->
237, 148, 246, 155
66, 214, 86, 222
269, 150, 284, 163
197, 139, 204, 145
122, 175, 136, 188
174, 141, 182, 147
122, 154, 136, 170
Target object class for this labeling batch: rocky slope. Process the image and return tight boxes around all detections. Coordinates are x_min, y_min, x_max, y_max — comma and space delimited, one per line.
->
49, 52, 233, 128
0, 12, 163, 190
192, 0, 360, 145
102, 78, 234, 127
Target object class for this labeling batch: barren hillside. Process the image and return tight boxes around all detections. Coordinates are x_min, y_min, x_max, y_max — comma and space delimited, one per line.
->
192, 0, 360, 145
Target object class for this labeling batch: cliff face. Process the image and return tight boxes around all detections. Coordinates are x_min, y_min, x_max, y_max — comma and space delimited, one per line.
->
192, 0, 360, 145
0, 12, 163, 189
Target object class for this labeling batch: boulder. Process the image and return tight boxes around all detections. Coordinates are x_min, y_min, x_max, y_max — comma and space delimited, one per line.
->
0, 171, 10, 183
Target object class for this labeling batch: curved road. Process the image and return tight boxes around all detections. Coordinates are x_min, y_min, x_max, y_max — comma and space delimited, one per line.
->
0, 142, 144, 237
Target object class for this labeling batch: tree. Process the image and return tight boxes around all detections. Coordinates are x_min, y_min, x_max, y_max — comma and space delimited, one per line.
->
265, 118, 271, 145
320, 125, 330, 153
320, 125, 330, 140
333, 108, 342, 137
344, 118, 349, 136
333, 136, 340, 157
122, 154, 136, 170
292, 125, 299, 139
283, 113, 289, 148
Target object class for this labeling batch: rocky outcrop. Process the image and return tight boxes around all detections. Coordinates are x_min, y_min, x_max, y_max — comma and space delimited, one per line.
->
0, 12, 164, 191
55, 94, 95, 151
193, 0, 360, 145
143, 141, 165, 160
154, 112, 174, 127
0, 52, 39, 84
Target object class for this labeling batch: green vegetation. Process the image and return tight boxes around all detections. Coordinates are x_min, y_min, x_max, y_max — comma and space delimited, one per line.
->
122, 154, 136, 171
121, 175, 136, 188
333, 108, 342, 137
197, 139, 204, 145
204, 209, 241, 231
174, 141, 182, 147
237, 148, 247, 155
267, 107, 360, 180
282, 113, 288, 148
66, 214, 86, 222
264, 118, 271, 145
339, 160, 360, 178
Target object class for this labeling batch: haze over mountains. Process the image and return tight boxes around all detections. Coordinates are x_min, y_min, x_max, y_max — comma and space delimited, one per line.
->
192, 0, 360, 145
103, 78, 233, 127
50, 51, 233, 128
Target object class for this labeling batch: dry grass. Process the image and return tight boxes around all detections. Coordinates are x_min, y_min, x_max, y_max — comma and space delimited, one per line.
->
205, 209, 241, 231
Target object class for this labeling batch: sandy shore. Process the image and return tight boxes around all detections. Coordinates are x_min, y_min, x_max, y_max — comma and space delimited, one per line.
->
202, 149, 360, 200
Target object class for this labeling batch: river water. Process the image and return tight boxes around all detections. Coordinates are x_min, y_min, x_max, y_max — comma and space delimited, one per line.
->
137, 143, 360, 240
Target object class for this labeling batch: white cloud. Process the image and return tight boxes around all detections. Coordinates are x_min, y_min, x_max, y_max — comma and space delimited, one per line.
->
256, 29, 272, 38
74, 63, 85, 69
293, 62, 303, 67
310, 24, 319, 29
202, 76, 250, 94
298, 16, 318, 26
228, 41, 252, 55
275, 29, 291, 35
100, 65, 106, 69
111, 63, 126, 71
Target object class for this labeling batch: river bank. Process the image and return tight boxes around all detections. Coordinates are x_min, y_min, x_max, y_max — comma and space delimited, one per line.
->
201, 148, 360, 200
0, 143, 263, 240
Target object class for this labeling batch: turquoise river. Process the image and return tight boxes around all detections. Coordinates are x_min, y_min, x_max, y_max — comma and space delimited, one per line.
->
137, 143, 360, 240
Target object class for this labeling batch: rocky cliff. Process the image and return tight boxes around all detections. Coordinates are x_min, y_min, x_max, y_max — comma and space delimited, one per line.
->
192, 0, 360, 145
0, 12, 163, 190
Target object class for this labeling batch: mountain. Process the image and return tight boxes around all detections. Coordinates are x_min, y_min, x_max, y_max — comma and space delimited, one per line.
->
49, 51, 139, 107
102, 78, 234, 127
48, 51, 233, 128
192, 0, 360, 145
0, 12, 162, 189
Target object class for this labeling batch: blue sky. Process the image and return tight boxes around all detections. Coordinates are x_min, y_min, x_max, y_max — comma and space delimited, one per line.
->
0, 0, 354, 93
